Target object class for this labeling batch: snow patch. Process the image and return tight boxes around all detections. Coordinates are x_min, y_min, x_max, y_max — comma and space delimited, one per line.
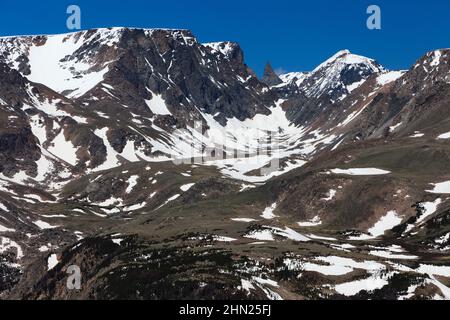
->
33, 220, 58, 230
331, 168, 390, 175
231, 218, 257, 223
145, 92, 171, 115
376, 71, 405, 86
47, 254, 58, 270
261, 202, 278, 219
297, 216, 322, 227
427, 181, 450, 194
125, 175, 139, 193
437, 132, 450, 139
180, 183, 195, 192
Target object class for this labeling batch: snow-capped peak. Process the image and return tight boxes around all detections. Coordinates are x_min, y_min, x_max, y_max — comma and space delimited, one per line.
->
312, 49, 383, 74
422, 48, 450, 68
296, 50, 385, 100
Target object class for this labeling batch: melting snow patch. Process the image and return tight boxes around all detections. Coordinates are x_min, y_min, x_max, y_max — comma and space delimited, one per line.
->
180, 183, 195, 192
376, 71, 405, 86
155, 194, 180, 210
410, 132, 424, 138
389, 122, 403, 132
300, 256, 385, 276
38, 245, 50, 252
124, 202, 146, 211
322, 189, 336, 201
29, 114, 47, 144
334, 272, 392, 296
330, 243, 356, 252
297, 216, 322, 227
125, 175, 139, 193
269, 226, 310, 242
369, 250, 418, 260
33, 220, 58, 230
244, 229, 274, 241
437, 132, 450, 139
0, 237, 23, 259
403, 199, 442, 234
435, 233, 450, 245
213, 235, 237, 242
430, 50, 442, 67
427, 181, 450, 194
26, 31, 113, 97
417, 199, 442, 223
368, 210, 403, 238
0, 202, 9, 212
240, 279, 255, 293
231, 218, 257, 223
240, 183, 256, 192
331, 168, 391, 175
261, 202, 278, 219
307, 234, 337, 241
48, 130, 78, 166
47, 254, 58, 270
145, 92, 171, 115
0, 224, 15, 232
252, 276, 279, 287
93, 128, 120, 171
251, 276, 283, 300
417, 264, 450, 277
111, 238, 124, 245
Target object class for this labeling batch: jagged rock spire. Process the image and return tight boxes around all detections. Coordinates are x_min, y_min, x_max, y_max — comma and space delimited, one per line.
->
261, 62, 282, 86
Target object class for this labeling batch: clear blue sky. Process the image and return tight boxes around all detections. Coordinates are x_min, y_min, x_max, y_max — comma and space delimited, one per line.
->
1, 0, 449, 76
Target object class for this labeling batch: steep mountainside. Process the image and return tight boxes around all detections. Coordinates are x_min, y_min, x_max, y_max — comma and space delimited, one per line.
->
1, 28, 450, 300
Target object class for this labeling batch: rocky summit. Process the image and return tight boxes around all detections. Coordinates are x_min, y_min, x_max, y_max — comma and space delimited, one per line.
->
1, 27, 450, 300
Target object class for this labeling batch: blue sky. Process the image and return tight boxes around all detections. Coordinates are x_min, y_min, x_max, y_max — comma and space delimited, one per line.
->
1, 0, 449, 76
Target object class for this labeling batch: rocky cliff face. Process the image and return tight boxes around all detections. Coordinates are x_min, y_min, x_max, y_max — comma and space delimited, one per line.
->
277, 50, 389, 128
350, 49, 450, 139
0, 28, 282, 176
261, 62, 282, 87
0, 28, 276, 127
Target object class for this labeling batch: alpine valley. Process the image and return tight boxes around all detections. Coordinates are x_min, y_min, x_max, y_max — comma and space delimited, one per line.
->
1, 27, 450, 300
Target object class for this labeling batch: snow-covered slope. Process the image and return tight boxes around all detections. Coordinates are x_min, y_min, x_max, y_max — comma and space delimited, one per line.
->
0, 28, 341, 190
279, 72, 309, 87
309, 50, 383, 99
0, 29, 445, 190
0, 28, 126, 98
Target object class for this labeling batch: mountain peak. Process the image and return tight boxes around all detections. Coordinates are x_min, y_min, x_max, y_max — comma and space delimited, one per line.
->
313, 49, 382, 74
261, 62, 282, 86
332, 49, 351, 57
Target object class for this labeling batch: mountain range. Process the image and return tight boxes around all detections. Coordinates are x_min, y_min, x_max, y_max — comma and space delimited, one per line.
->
1, 27, 450, 300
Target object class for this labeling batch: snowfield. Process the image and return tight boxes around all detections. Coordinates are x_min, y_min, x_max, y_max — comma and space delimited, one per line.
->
437, 132, 450, 139
331, 168, 391, 175
145, 92, 172, 115
180, 183, 195, 192
26, 31, 117, 98
334, 273, 392, 296
368, 211, 403, 238
297, 216, 322, 227
349, 211, 402, 240
261, 202, 278, 219
376, 71, 405, 86
47, 254, 58, 270
427, 181, 450, 194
